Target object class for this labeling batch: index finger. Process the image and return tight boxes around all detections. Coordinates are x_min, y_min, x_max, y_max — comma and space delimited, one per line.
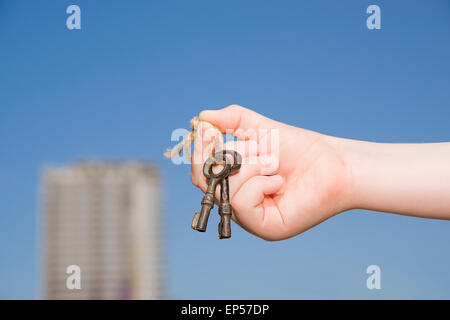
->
199, 105, 275, 141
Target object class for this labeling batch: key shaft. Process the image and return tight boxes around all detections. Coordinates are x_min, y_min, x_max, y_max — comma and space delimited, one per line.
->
217, 150, 241, 239
218, 176, 232, 238
195, 176, 222, 232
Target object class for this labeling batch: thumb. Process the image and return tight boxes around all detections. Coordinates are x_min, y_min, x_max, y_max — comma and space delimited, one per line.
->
199, 105, 274, 140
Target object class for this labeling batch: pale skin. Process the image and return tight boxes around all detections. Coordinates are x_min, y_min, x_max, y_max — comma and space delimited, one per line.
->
190, 105, 450, 241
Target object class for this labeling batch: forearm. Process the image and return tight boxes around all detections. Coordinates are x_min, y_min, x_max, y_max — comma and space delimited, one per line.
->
331, 137, 450, 219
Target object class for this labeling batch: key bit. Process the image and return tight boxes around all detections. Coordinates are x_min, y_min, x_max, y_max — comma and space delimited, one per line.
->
191, 212, 200, 230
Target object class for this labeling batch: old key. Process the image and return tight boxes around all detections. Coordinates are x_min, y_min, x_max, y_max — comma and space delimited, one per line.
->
192, 150, 242, 239
192, 152, 231, 232
218, 150, 241, 239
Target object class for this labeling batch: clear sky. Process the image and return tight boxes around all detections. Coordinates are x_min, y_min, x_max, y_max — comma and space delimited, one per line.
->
0, 0, 449, 299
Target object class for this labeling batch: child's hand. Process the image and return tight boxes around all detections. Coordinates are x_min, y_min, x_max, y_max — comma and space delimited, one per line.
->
190, 105, 350, 240
191, 105, 450, 241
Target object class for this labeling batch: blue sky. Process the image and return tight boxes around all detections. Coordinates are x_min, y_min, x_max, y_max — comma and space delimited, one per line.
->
0, 0, 449, 299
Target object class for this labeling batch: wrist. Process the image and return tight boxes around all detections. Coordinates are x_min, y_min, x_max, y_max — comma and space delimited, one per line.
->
324, 135, 366, 211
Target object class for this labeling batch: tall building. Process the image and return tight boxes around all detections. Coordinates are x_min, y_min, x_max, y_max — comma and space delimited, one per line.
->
41, 161, 164, 299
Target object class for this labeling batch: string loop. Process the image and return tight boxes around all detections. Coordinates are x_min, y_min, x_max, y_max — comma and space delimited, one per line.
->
164, 116, 223, 163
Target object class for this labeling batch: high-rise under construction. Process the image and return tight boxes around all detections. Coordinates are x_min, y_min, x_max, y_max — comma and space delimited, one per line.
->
41, 161, 164, 299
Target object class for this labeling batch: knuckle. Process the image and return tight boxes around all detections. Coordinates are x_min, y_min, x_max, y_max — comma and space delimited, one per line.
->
225, 104, 243, 112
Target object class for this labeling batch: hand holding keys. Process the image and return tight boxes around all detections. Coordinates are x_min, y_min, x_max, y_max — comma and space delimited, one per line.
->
191, 150, 242, 239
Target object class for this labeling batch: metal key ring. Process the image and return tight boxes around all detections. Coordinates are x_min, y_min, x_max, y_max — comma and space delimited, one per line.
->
220, 150, 241, 174
203, 152, 231, 179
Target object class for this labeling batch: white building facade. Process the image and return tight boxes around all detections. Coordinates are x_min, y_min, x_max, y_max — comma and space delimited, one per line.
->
41, 162, 164, 299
